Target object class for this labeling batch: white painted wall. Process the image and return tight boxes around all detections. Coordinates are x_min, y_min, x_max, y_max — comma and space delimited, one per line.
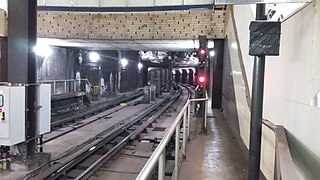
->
224, 7, 276, 179
45, 0, 72, 6
38, 0, 46, 6
74, 0, 100, 7
0, 0, 6, 11
264, 2, 320, 179
225, 1, 320, 179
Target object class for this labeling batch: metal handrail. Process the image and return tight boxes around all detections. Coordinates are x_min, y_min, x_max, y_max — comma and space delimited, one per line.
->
38, 79, 79, 83
136, 94, 208, 180
38, 78, 92, 86
39, 79, 93, 95
274, 126, 297, 180
262, 120, 297, 180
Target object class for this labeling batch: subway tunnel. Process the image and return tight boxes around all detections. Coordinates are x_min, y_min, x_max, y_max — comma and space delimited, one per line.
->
0, 1, 319, 180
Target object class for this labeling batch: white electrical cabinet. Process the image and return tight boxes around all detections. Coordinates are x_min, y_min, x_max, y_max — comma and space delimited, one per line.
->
37, 84, 51, 135
0, 86, 26, 146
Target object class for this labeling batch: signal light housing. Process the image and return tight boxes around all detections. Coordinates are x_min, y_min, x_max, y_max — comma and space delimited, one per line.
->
198, 48, 207, 61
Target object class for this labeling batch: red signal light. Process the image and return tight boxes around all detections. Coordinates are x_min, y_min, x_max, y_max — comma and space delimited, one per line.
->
199, 76, 205, 83
197, 75, 206, 84
198, 48, 207, 61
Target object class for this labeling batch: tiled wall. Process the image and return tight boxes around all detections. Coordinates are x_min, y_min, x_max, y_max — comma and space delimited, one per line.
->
37, 9, 226, 40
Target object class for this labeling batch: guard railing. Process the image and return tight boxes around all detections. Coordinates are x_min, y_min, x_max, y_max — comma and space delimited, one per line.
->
136, 94, 208, 180
38, 79, 93, 95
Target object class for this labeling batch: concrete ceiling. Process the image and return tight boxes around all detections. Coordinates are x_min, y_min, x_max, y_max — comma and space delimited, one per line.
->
38, 38, 204, 51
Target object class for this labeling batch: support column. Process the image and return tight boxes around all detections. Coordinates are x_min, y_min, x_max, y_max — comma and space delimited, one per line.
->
142, 65, 148, 87
248, 4, 267, 180
8, 0, 38, 157
117, 51, 122, 93
168, 55, 173, 90
0, 38, 7, 82
196, 35, 208, 133
212, 40, 224, 108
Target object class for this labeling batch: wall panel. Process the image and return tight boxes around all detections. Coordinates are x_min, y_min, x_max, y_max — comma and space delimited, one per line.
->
225, 2, 320, 179
37, 9, 226, 40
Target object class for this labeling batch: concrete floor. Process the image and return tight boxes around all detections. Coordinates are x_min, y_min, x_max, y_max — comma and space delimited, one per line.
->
179, 109, 248, 180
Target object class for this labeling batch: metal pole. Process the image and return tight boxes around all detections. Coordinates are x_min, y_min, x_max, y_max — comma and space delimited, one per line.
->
248, 4, 267, 180
64, 81, 67, 94
158, 149, 166, 180
168, 55, 173, 91
182, 110, 187, 158
187, 104, 191, 140
175, 125, 180, 180
26, 0, 38, 157
53, 82, 56, 94
73, 80, 76, 92
204, 100, 208, 132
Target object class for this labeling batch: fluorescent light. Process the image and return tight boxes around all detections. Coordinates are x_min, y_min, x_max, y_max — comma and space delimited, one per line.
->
34, 44, 52, 58
120, 58, 128, 68
208, 41, 214, 48
89, 52, 100, 62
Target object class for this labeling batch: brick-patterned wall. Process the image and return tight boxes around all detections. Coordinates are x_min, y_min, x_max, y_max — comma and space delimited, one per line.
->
37, 9, 226, 40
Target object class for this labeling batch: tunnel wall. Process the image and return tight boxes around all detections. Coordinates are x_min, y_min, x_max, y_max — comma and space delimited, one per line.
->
36, 49, 143, 95
223, 2, 320, 180
37, 46, 75, 81
120, 51, 140, 93
37, 9, 226, 40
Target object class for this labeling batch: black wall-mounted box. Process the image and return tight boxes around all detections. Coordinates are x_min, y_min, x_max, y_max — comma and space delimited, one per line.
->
249, 21, 281, 56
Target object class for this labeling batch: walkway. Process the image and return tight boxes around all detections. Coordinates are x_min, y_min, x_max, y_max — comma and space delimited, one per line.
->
179, 109, 248, 180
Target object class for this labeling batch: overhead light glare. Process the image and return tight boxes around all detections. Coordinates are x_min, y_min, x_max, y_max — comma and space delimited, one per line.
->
120, 58, 128, 68
34, 44, 52, 58
138, 62, 143, 70
210, 51, 215, 57
89, 52, 100, 62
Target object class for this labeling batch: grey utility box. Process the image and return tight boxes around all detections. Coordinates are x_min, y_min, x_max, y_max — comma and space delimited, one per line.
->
150, 84, 156, 101
0, 86, 25, 146
152, 79, 162, 96
249, 21, 281, 56
143, 86, 151, 104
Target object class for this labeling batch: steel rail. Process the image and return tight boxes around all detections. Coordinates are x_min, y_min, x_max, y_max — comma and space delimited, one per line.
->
51, 90, 144, 128
26, 90, 180, 180
44, 97, 142, 144
74, 88, 183, 180
136, 92, 208, 180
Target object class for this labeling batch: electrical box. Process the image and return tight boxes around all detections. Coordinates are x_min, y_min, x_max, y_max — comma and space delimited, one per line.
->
0, 86, 25, 146
249, 21, 281, 56
37, 84, 51, 135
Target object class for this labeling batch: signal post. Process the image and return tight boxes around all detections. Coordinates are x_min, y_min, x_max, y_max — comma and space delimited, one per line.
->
196, 36, 208, 134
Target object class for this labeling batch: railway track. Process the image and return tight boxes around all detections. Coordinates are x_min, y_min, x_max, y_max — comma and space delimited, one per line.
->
68, 85, 192, 180
51, 89, 144, 130
43, 96, 144, 144
22, 85, 191, 180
